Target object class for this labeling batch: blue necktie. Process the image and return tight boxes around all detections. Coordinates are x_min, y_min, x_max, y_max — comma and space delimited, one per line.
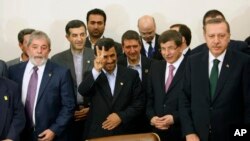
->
147, 41, 154, 58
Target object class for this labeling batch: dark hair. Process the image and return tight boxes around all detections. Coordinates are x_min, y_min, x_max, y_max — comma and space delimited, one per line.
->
245, 36, 250, 46
121, 30, 141, 45
203, 9, 226, 26
86, 8, 106, 24
158, 30, 182, 47
170, 24, 192, 46
94, 38, 115, 55
65, 20, 86, 35
18, 28, 35, 44
203, 18, 230, 33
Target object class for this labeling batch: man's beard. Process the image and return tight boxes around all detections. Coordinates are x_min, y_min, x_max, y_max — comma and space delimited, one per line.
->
29, 56, 47, 66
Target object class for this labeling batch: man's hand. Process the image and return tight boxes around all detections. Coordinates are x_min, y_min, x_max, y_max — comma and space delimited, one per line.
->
74, 106, 89, 121
38, 129, 55, 141
94, 46, 105, 72
150, 115, 174, 130
102, 113, 121, 130
2, 139, 13, 141
186, 134, 200, 141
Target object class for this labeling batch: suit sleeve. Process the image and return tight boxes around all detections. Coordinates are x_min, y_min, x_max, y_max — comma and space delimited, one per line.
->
78, 71, 96, 97
179, 58, 196, 136
49, 69, 76, 136
243, 57, 250, 124
7, 81, 26, 140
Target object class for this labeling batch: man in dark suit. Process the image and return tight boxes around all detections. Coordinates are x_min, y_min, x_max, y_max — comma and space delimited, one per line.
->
0, 77, 25, 141
191, 9, 250, 55
0, 60, 8, 77
147, 30, 186, 141
138, 15, 163, 60
179, 19, 250, 141
78, 38, 144, 139
8, 31, 75, 141
85, 8, 122, 57
51, 19, 94, 141
118, 30, 152, 133
170, 24, 192, 57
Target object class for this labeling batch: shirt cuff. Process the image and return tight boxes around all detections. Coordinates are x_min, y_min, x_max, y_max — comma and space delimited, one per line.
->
92, 68, 101, 80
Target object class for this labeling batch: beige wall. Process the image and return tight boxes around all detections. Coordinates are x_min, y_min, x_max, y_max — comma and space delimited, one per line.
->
1, 0, 250, 61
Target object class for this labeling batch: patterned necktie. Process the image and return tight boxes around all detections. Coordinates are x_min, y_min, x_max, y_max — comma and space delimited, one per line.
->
210, 59, 220, 99
25, 66, 38, 126
165, 65, 175, 92
147, 41, 153, 58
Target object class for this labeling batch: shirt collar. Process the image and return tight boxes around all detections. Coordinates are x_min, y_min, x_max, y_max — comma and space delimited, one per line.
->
209, 49, 227, 64
102, 64, 118, 77
142, 36, 156, 47
127, 55, 142, 68
71, 47, 83, 57
27, 60, 46, 73
167, 54, 184, 69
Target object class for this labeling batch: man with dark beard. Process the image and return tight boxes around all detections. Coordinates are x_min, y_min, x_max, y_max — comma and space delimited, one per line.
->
85, 8, 122, 57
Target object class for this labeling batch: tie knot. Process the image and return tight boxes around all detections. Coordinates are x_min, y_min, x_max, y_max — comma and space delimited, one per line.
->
33, 66, 38, 72
169, 65, 175, 71
213, 59, 220, 66
147, 41, 152, 45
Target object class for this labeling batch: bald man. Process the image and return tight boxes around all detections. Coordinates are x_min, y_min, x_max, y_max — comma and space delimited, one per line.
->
138, 15, 163, 60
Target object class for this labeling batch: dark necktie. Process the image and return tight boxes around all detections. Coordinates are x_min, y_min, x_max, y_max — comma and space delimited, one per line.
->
147, 41, 153, 58
25, 66, 38, 126
209, 59, 220, 99
165, 65, 175, 92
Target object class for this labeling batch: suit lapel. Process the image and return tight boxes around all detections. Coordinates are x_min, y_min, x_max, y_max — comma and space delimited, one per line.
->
167, 56, 187, 93
98, 72, 113, 107
0, 83, 8, 134
82, 48, 93, 75
141, 56, 150, 83
112, 66, 124, 104
212, 50, 232, 102
65, 50, 76, 83
36, 61, 53, 102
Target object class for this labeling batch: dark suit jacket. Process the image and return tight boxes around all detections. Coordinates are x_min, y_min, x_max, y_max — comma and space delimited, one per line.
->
140, 34, 163, 60
8, 60, 76, 141
0, 60, 8, 77
191, 39, 250, 55
117, 55, 152, 133
0, 77, 25, 141
179, 49, 250, 141
85, 37, 123, 57
51, 48, 94, 104
78, 65, 144, 139
146, 56, 188, 141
